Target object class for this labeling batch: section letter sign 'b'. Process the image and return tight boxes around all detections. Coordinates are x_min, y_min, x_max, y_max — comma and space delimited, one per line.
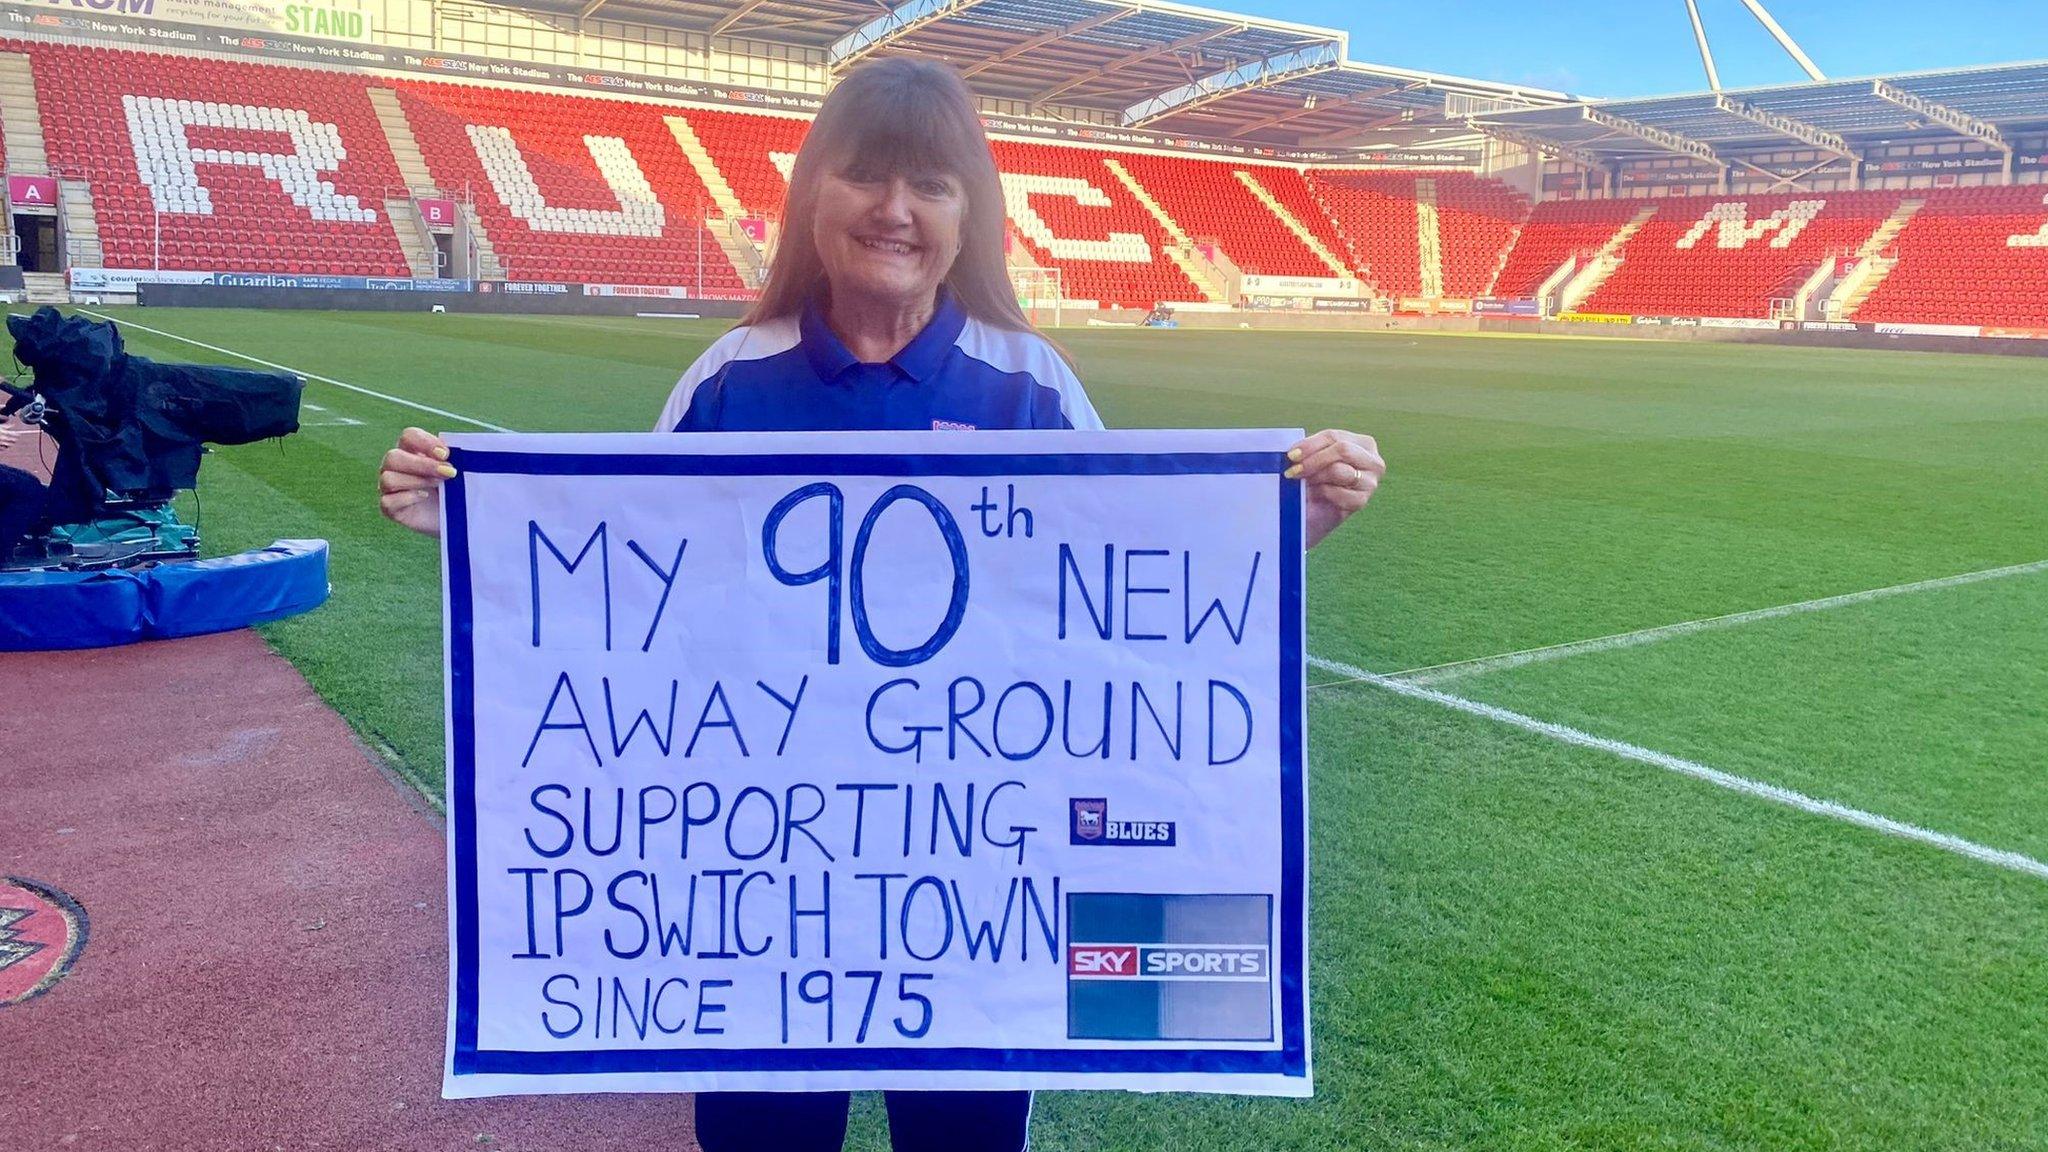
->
439, 430, 1309, 1097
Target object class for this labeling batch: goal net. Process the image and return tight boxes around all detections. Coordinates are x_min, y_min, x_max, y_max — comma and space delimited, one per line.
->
1010, 267, 1064, 329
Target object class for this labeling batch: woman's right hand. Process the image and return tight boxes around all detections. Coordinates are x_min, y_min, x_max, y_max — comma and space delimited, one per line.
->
378, 426, 455, 537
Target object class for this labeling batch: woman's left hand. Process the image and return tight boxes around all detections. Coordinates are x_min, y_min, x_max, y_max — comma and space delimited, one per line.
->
1287, 429, 1384, 549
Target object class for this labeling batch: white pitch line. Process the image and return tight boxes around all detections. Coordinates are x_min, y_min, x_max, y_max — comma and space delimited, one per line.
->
1308, 653, 2048, 883
65, 311, 2048, 883
300, 402, 364, 428
78, 309, 513, 432
1383, 558, 2048, 686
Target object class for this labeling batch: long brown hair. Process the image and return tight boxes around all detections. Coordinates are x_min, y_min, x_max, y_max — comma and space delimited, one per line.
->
742, 57, 1032, 332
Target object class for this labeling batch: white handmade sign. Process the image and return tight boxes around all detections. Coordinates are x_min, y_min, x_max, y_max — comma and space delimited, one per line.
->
439, 429, 1309, 1098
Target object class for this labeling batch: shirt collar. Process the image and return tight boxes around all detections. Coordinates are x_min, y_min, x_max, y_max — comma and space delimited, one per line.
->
799, 287, 965, 384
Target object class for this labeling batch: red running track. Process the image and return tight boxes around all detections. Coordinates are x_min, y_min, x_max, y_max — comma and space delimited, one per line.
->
0, 629, 699, 1150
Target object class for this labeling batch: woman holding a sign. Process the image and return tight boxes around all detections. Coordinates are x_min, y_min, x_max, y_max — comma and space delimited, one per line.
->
379, 55, 1382, 1152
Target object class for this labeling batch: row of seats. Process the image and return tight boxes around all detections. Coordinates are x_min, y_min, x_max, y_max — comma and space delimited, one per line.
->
1430, 173, 1530, 297
1304, 170, 1424, 295
1111, 151, 1333, 278
25, 40, 412, 277
683, 106, 809, 219
1493, 199, 1645, 299
987, 139, 1202, 308
1239, 167, 1356, 277
1857, 187, 2048, 326
392, 80, 743, 290
13, 36, 2048, 323
1584, 192, 1907, 318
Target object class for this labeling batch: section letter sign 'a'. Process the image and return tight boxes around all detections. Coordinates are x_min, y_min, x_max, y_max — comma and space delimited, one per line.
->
439, 430, 1309, 1097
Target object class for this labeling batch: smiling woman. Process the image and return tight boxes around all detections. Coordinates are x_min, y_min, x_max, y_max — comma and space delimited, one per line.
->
743, 57, 1021, 357
372, 56, 1384, 1152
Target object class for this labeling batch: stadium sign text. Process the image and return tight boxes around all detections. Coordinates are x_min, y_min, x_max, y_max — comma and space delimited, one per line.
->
438, 430, 1310, 1098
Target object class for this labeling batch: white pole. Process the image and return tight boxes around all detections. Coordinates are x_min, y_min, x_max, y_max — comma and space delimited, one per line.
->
1684, 0, 1722, 91
1734, 0, 1825, 81
696, 198, 704, 297
154, 207, 160, 270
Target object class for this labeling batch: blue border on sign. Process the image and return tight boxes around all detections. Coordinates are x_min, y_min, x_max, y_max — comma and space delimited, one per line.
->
445, 446, 1308, 1080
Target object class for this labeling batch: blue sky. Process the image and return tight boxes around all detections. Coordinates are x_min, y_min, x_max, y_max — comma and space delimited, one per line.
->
1212, 1, 2048, 99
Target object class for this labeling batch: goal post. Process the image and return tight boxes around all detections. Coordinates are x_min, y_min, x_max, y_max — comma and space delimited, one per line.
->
1010, 266, 1063, 329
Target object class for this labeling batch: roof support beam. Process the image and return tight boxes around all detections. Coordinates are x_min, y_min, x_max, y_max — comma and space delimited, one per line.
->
576, 0, 607, 21
1124, 40, 1342, 127
1726, 153, 1844, 192
1468, 123, 1607, 171
1030, 25, 1239, 106
829, 0, 985, 69
1582, 106, 1721, 166
709, 0, 773, 37
1712, 94, 1855, 157
1225, 83, 1418, 138
959, 8, 1128, 79
1870, 79, 2010, 152
1684, 0, 1721, 90
1734, 0, 1825, 81
1295, 107, 1431, 148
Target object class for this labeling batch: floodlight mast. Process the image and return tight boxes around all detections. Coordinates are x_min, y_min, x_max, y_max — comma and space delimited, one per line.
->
1684, 0, 1721, 91
1681, 0, 1826, 89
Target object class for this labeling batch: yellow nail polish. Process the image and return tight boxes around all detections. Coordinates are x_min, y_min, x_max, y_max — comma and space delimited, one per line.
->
438, 464, 458, 478
1287, 448, 1303, 462
433, 446, 450, 461
1284, 465, 1301, 479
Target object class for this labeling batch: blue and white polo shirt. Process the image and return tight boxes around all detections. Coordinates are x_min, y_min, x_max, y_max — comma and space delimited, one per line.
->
654, 289, 1103, 434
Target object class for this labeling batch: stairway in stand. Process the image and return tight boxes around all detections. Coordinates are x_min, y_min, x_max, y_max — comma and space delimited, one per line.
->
1100, 157, 1228, 303
1231, 171, 1353, 279
384, 198, 438, 277
1832, 198, 1926, 319
1414, 177, 1444, 299
368, 86, 487, 278
0, 51, 49, 172
1559, 205, 1657, 312
664, 117, 763, 286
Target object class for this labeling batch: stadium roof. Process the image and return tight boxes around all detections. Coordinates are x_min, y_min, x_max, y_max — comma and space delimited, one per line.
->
531, 0, 1568, 148
1470, 61, 2048, 168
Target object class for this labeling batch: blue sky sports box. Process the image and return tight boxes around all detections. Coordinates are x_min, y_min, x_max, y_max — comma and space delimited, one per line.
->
1066, 893, 1274, 1042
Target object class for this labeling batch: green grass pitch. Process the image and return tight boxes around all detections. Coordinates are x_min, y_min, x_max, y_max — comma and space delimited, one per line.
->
58, 307, 2048, 1149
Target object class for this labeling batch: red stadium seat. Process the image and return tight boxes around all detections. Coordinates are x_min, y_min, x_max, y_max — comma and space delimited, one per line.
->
1114, 153, 1338, 278
1494, 199, 1644, 299
391, 80, 743, 292
1300, 170, 1527, 299
1856, 187, 2048, 327
22, 38, 411, 277
1582, 192, 1904, 318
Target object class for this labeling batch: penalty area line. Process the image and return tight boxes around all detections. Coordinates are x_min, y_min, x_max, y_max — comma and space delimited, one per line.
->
77, 309, 514, 433
1384, 558, 2048, 686
1308, 653, 2048, 884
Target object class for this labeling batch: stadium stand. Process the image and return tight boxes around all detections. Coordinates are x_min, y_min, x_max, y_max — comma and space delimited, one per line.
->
987, 139, 1203, 309
1854, 187, 2048, 327
678, 106, 808, 220
392, 80, 743, 290
26, 41, 411, 276
1304, 170, 1426, 297
1431, 173, 1529, 298
1111, 153, 1330, 278
1582, 192, 1906, 319
1236, 167, 1358, 276
1492, 199, 1644, 300
6, 31, 2045, 335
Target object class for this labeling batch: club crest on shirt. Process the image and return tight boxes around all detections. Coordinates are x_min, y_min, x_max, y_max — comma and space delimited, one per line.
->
931, 418, 976, 431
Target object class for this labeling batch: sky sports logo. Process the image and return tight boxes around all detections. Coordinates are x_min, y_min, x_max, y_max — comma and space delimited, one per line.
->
1069, 798, 1176, 847
1068, 944, 1267, 981
1067, 893, 1273, 1042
